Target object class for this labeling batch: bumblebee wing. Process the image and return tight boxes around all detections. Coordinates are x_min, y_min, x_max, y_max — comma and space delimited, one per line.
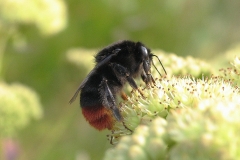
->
69, 69, 96, 104
69, 49, 121, 104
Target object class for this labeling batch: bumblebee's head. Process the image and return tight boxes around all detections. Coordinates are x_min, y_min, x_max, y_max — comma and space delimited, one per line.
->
137, 42, 167, 84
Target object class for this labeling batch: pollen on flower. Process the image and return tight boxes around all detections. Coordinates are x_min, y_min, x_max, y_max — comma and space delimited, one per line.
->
219, 56, 240, 86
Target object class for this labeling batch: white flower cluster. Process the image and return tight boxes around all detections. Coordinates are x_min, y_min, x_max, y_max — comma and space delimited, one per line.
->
105, 75, 240, 159
0, 0, 67, 35
108, 75, 239, 143
0, 82, 43, 137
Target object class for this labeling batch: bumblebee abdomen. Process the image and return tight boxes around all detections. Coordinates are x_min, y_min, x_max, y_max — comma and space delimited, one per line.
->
81, 105, 114, 130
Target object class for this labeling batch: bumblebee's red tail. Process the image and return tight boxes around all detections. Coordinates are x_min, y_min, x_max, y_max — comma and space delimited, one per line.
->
82, 106, 114, 130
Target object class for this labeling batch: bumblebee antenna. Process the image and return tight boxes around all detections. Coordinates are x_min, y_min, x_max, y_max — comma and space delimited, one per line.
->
152, 60, 162, 76
151, 54, 167, 75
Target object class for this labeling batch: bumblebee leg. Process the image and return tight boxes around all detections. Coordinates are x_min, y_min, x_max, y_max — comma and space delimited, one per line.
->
127, 76, 145, 97
110, 63, 145, 97
122, 121, 133, 132
141, 71, 148, 84
141, 71, 155, 86
99, 77, 122, 121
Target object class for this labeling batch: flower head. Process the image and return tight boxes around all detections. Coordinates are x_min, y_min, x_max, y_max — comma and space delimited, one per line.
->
0, 82, 43, 138
108, 75, 239, 144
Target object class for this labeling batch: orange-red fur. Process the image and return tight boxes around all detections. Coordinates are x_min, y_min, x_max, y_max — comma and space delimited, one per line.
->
82, 106, 115, 130
121, 91, 128, 101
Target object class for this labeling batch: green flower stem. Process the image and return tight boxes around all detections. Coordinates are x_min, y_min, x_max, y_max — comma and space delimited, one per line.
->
0, 30, 9, 80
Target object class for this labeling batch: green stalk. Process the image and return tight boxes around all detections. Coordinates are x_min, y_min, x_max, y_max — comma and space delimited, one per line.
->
0, 25, 12, 80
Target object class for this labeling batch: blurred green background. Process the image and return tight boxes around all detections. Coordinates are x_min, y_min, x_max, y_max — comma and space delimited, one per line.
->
0, 0, 240, 160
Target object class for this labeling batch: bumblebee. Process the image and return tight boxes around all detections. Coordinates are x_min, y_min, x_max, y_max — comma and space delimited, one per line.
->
70, 40, 166, 130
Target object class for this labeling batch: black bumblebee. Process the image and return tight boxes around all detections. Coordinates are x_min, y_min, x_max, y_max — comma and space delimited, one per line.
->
69, 40, 166, 130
